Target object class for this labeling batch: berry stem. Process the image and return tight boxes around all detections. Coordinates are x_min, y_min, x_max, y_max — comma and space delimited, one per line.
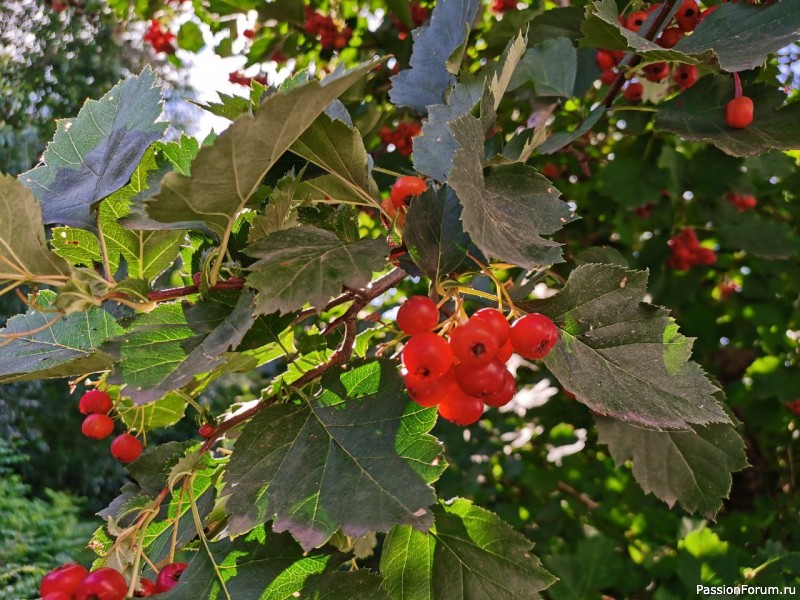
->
733, 72, 742, 98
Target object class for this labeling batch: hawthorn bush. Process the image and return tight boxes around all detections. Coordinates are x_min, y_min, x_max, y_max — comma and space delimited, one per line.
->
2, 0, 800, 598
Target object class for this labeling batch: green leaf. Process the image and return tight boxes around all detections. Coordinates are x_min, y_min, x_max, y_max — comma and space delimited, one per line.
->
389, 0, 481, 113
0, 173, 69, 286
178, 21, 205, 52
448, 115, 575, 269
655, 75, 800, 157
247, 170, 302, 244
717, 208, 800, 260
223, 360, 442, 550
297, 204, 360, 243
296, 571, 390, 600
403, 187, 471, 281
509, 37, 577, 97
245, 226, 387, 315
20, 68, 167, 229
119, 392, 187, 431
50, 226, 102, 268
544, 536, 627, 600
596, 416, 748, 517
598, 157, 671, 207
538, 106, 605, 155
0, 290, 122, 382
145, 61, 378, 238
528, 7, 584, 45
520, 264, 731, 429
381, 498, 556, 600
157, 135, 201, 177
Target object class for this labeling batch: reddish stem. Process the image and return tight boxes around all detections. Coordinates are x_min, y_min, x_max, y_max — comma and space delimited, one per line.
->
733, 72, 742, 98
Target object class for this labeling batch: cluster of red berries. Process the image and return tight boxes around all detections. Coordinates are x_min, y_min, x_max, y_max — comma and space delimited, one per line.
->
303, 7, 352, 50
726, 192, 757, 212
78, 390, 143, 464
143, 19, 176, 55
391, 2, 430, 39
667, 228, 716, 271
40, 562, 188, 599
397, 297, 559, 425
379, 122, 421, 157
491, 0, 519, 12
228, 71, 267, 86
381, 175, 427, 230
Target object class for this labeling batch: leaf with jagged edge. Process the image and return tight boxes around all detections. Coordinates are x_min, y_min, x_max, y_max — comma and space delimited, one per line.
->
381, 498, 556, 600
20, 68, 167, 229
144, 61, 379, 239
519, 264, 731, 429
245, 226, 387, 315
596, 416, 748, 517
247, 170, 302, 244
222, 360, 443, 551
0, 290, 121, 382
156, 135, 200, 176
580, 0, 800, 72
389, 0, 481, 114
0, 174, 69, 287
508, 37, 577, 97
448, 115, 576, 269
655, 75, 800, 157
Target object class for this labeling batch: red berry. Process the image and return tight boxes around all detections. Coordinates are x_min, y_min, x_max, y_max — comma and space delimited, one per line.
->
81, 413, 114, 439
625, 10, 649, 31
595, 49, 616, 71
599, 70, 617, 85
198, 423, 215, 438
41, 563, 89, 597
657, 26, 683, 48
482, 371, 517, 408
397, 296, 439, 335
402, 333, 453, 383
675, 0, 699, 31
726, 192, 757, 212
110, 433, 143, 463
643, 62, 670, 83
725, 96, 754, 129
496, 338, 514, 362
449, 320, 500, 367
134, 578, 157, 597
75, 568, 128, 600
79, 389, 113, 415
697, 5, 719, 24
471, 308, 511, 345
786, 399, 800, 416
405, 369, 457, 408
454, 359, 507, 396
510, 314, 559, 360
381, 197, 405, 229
623, 81, 644, 101
438, 388, 484, 425
155, 563, 189, 593
540, 162, 561, 180
243, 28, 255, 39
390, 176, 427, 208
674, 64, 699, 90
44, 592, 73, 600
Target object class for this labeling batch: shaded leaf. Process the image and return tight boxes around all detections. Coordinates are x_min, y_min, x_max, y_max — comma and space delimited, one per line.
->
245, 226, 387, 315
520, 264, 730, 429
157, 135, 200, 176
538, 106, 605, 155
247, 170, 302, 244
21, 68, 167, 229
716, 208, 800, 260
223, 360, 442, 550
381, 498, 555, 600
509, 37, 578, 97
545, 536, 627, 600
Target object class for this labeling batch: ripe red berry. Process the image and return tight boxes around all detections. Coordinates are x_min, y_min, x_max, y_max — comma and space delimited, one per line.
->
438, 388, 484, 425
496, 338, 514, 362
449, 320, 500, 367
397, 296, 439, 335
482, 371, 517, 408
697, 5, 719, 24
725, 96, 754, 129
41, 563, 89, 597
402, 333, 453, 383
625, 10, 648, 31
471, 308, 511, 345
405, 369, 457, 408
595, 49, 616, 71
540, 162, 562, 180
599, 69, 617, 85
726, 192, 757, 212
623, 81, 644, 101
75, 568, 128, 600
198, 423, 215, 438
390, 176, 427, 208
786, 399, 800, 416
657, 27, 683, 48
110, 433, 143, 463
134, 578, 157, 597
155, 562, 189, 593
675, 0, 699, 31
510, 313, 559, 360
81, 413, 114, 439
454, 359, 507, 396
79, 389, 113, 415
673, 64, 699, 90
643, 62, 670, 83
243, 28, 255, 39
44, 592, 73, 600
381, 197, 405, 229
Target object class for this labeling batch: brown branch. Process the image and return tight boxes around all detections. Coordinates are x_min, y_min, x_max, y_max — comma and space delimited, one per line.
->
557, 481, 600, 510
602, 1, 680, 108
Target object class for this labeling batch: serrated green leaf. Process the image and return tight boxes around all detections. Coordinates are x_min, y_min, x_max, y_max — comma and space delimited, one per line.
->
245, 226, 387, 315
297, 205, 360, 243
247, 170, 302, 244
596, 416, 748, 517
717, 209, 800, 260
521, 264, 730, 429
119, 393, 187, 431
448, 115, 575, 269
538, 106, 605, 155
509, 37, 578, 97
20, 68, 167, 229
655, 75, 800, 157
178, 21, 205, 52
223, 360, 442, 550
381, 498, 556, 600
529, 7, 584, 45
0, 290, 121, 382
157, 135, 201, 177
545, 536, 627, 600
390, 0, 481, 113
0, 174, 69, 286
50, 226, 102, 268
145, 61, 379, 238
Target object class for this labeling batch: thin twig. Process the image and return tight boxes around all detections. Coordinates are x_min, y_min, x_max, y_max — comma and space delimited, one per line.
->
557, 481, 600, 510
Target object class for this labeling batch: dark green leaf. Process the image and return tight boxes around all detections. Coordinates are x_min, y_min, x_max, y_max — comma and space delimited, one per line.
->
545, 536, 627, 600
177, 21, 205, 52
509, 38, 577, 97
528, 7, 584, 45
717, 208, 800, 260
538, 106, 605, 155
